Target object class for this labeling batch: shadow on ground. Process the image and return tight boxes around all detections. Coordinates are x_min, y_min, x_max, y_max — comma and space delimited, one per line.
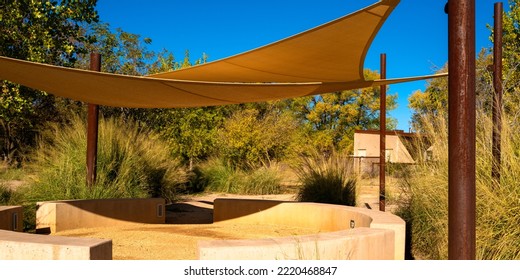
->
166, 202, 213, 224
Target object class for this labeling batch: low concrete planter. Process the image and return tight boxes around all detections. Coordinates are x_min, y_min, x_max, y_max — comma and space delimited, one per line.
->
199, 199, 405, 260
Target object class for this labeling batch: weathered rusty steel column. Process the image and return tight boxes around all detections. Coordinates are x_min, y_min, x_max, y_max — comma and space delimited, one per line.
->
491, 2, 503, 188
87, 53, 101, 188
447, 0, 476, 259
379, 53, 386, 212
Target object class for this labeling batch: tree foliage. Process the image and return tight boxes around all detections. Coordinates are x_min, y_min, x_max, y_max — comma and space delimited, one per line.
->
0, 0, 99, 164
408, 65, 449, 131
410, 0, 520, 131
1, 1, 402, 171
288, 69, 397, 153
502, 0, 520, 83
500, 0, 520, 122
0, 0, 98, 64
76, 22, 154, 75
74, 22, 159, 120
217, 106, 299, 169
150, 106, 233, 169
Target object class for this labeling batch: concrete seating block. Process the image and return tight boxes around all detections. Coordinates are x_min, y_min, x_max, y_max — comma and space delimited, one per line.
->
0, 229, 112, 260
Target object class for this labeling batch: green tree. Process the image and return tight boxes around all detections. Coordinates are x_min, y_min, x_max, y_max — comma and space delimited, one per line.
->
74, 22, 159, 120
408, 65, 449, 131
408, 53, 497, 132
410, 0, 520, 131
76, 22, 154, 75
151, 106, 234, 170
217, 107, 300, 169
0, 0, 99, 164
135, 50, 217, 169
0, 0, 98, 64
499, 0, 520, 119
288, 69, 397, 154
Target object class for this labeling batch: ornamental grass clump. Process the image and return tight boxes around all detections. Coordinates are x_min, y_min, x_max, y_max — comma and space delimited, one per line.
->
295, 152, 357, 206
398, 109, 520, 259
0, 184, 15, 205
22, 115, 187, 204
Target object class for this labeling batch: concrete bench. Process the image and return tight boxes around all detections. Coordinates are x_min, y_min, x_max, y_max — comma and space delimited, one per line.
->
0, 229, 112, 260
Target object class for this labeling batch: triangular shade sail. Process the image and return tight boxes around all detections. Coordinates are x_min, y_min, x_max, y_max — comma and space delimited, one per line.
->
0, 0, 446, 108
149, 0, 399, 83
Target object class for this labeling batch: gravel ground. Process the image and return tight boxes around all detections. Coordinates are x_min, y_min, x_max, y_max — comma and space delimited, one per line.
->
52, 187, 398, 260
55, 223, 319, 260
53, 193, 319, 260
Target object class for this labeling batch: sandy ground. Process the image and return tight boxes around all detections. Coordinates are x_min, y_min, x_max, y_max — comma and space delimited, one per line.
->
55, 223, 320, 260
50, 183, 400, 260
54, 193, 322, 260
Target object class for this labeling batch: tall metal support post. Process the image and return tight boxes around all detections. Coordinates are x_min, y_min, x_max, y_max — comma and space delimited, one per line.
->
447, 0, 476, 259
379, 53, 386, 212
492, 2, 503, 188
87, 53, 101, 188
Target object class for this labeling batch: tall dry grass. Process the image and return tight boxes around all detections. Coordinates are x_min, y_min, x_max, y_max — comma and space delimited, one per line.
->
22, 115, 187, 203
399, 109, 520, 259
294, 151, 357, 206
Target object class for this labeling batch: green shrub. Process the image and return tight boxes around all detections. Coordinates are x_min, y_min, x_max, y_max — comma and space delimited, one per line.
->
23, 115, 187, 204
0, 166, 26, 181
0, 184, 13, 205
0, 183, 32, 231
191, 158, 282, 195
295, 152, 357, 206
217, 109, 299, 169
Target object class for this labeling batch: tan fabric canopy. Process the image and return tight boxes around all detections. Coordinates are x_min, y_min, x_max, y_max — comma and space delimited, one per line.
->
0, 0, 446, 108
149, 0, 399, 83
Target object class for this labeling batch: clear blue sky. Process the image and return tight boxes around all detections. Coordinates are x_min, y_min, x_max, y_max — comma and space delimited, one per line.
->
97, 0, 503, 131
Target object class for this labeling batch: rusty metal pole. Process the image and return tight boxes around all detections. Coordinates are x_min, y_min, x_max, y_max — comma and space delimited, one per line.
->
87, 53, 101, 188
447, 0, 476, 259
379, 53, 386, 212
491, 2, 503, 188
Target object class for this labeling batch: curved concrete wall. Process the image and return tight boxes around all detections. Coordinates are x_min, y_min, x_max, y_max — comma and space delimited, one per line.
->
0, 206, 23, 232
36, 198, 165, 233
200, 199, 405, 260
